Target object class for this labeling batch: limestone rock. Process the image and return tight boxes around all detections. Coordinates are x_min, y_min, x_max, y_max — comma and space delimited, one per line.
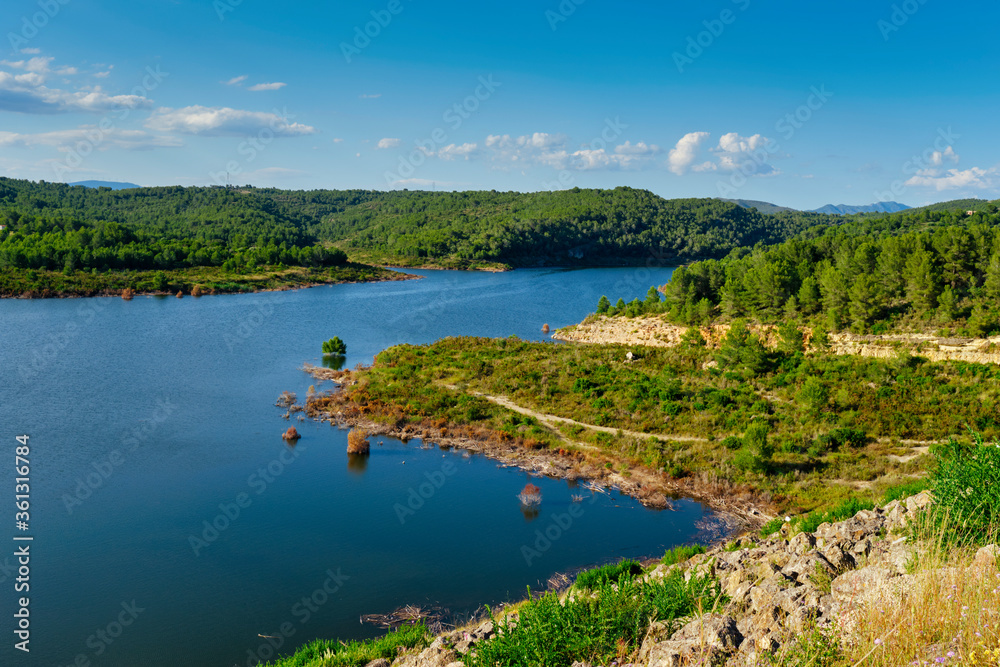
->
392, 645, 459, 667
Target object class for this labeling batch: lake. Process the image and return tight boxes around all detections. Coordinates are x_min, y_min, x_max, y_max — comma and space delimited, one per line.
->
0, 266, 722, 667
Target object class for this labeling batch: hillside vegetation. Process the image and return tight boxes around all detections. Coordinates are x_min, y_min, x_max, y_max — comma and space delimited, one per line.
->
0, 179, 837, 280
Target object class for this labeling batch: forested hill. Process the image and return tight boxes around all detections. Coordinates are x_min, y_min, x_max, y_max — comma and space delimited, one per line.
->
0, 179, 842, 269
315, 187, 842, 266
8, 178, 994, 277
0, 179, 348, 274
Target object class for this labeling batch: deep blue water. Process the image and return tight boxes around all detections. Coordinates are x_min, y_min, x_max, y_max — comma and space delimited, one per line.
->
0, 267, 720, 667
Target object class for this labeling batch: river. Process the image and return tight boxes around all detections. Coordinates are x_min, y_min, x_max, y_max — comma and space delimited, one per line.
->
0, 266, 722, 667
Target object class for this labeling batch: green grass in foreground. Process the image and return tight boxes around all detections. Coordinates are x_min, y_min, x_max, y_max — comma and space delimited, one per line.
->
572, 559, 643, 591
262, 624, 429, 667
466, 570, 724, 667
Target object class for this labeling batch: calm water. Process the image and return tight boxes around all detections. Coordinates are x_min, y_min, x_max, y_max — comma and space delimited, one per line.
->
0, 267, 719, 667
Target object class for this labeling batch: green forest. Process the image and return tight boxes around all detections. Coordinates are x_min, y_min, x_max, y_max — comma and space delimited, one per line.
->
4, 177, 998, 302
660, 210, 1000, 335
0, 178, 835, 281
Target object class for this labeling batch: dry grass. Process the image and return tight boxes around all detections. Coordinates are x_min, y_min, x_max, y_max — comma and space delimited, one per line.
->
347, 429, 370, 455
837, 519, 1000, 667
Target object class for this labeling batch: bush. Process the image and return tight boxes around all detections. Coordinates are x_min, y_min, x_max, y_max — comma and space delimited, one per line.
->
347, 429, 370, 455
263, 623, 428, 667
574, 559, 643, 591
661, 544, 706, 567
759, 517, 785, 537
796, 497, 876, 535
323, 336, 347, 356
882, 478, 931, 504
468, 572, 723, 667
931, 431, 1000, 544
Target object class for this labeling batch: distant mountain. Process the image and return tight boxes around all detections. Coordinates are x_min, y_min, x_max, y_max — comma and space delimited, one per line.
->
719, 199, 797, 214
810, 201, 910, 215
68, 180, 141, 190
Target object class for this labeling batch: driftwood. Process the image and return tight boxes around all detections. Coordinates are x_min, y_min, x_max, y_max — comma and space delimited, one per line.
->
361, 604, 450, 633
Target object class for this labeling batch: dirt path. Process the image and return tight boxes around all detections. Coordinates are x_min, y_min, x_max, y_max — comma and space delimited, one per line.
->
442, 384, 708, 444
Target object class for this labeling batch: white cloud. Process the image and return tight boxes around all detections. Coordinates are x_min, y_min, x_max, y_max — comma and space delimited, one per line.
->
0, 57, 150, 114
437, 142, 479, 160
692, 161, 717, 172
376, 137, 401, 149
614, 140, 661, 156
332, 137, 344, 143
667, 131, 710, 175
359, 93, 381, 99
431, 133, 658, 171
247, 82, 286, 92
0, 127, 181, 151
0, 71, 151, 114
712, 132, 778, 175
929, 146, 959, 166
20, 48, 40, 55
223, 75, 247, 86
145, 106, 316, 137
904, 166, 998, 191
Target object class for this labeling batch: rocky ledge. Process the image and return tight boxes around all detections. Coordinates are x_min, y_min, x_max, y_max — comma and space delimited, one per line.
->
373, 490, 999, 667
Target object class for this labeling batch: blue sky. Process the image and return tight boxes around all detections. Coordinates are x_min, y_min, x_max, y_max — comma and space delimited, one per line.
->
1, 0, 998, 209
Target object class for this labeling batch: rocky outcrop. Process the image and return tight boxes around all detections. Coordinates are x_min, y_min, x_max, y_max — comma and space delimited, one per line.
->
554, 316, 1000, 366
281, 427, 300, 441
389, 490, 1000, 667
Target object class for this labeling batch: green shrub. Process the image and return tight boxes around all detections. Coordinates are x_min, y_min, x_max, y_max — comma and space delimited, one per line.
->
795, 497, 876, 534
264, 623, 429, 667
931, 431, 1000, 544
660, 544, 706, 566
322, 336, 347, 356
759, 517, 785, 537
574, 560, 643, 591
467, 572, 724, 667
881, 478, 931, 504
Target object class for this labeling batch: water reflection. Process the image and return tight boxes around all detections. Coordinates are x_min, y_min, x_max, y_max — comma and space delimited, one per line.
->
347, 453, 369, 475
519, 505, 540, 522
322, 355, 346, 370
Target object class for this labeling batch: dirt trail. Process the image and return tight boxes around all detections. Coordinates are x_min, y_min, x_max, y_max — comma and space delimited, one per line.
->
441, 383, 708, 444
